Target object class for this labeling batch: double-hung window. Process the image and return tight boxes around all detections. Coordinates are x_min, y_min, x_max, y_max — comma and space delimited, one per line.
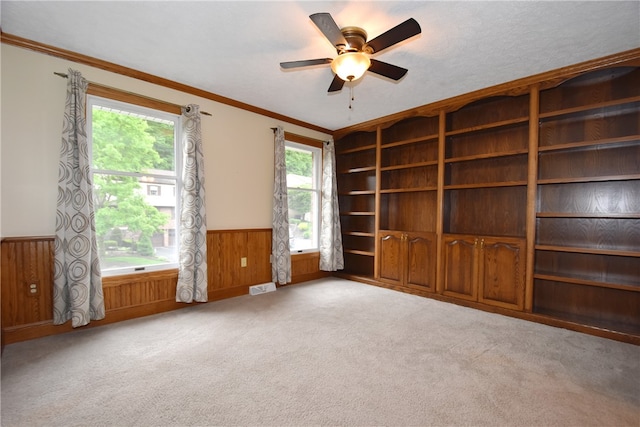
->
285, 140, 322, 253
87, 95, 181, 276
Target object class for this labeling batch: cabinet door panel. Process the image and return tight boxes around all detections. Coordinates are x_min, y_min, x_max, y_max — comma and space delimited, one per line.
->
406, 233, 437, 291
442, 235, 477, 300
479, 238, 525, 310
378, 232, 404, 285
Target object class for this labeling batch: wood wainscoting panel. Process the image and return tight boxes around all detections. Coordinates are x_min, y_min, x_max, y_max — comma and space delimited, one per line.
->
290, 252, 330, 284
1, 237, 55, 327
207, 229, 272, 290
1, 228, 289, 345
102, 269, 178, 310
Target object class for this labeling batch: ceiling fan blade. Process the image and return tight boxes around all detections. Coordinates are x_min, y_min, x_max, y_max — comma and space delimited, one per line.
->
368, 59, 408, 81
280, 58, 333, 69
365, 18, 421, 54
310, 13, 348, 48
328, 74, 345, 92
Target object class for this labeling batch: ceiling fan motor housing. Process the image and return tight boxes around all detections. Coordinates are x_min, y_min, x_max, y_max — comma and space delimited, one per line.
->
338, 26, 370, 53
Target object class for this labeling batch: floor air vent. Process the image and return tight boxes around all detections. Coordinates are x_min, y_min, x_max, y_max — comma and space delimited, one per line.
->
249, 282, 277, 296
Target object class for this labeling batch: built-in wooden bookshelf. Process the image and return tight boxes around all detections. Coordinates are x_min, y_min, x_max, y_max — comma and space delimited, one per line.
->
441, 94, 529, 310
377, 116, 439, 291
533, 66, 640, 335
334, 51, 640, 344
336, 130, 377, 279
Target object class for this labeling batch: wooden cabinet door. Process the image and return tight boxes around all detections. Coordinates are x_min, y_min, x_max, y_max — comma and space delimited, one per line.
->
478, 237, 526, 310
405, 232, 437, 291
442, 235, 478, 301
378, 231, 405, 285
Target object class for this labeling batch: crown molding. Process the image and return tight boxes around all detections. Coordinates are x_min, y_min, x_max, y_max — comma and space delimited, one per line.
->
333, 47, 640, 139
1, 31, 332, 135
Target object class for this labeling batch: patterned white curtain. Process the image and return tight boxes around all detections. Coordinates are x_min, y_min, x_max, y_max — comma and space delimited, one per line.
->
53, 69, 105, 327
319, 140, 344, 271
271, 126, 291, 284
176, 104, 208, 303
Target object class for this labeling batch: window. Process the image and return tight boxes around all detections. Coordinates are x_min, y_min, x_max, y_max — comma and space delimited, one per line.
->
147, 184, 161, 196
285, 140, 322, 252
88, 96, 181, 275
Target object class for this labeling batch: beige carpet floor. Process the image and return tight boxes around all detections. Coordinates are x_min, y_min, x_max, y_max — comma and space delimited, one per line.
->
1, 277, 639, 426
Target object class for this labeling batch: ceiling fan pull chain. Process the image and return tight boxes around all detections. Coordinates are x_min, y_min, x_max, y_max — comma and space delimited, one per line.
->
349, 85, 354, 110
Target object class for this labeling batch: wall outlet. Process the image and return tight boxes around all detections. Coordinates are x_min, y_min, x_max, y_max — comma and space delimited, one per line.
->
241, 257, 247, 267
25, 281, 40, 297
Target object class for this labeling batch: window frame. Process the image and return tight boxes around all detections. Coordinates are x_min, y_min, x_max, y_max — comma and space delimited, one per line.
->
87, 93, 183, 277
284, 134, 323, 254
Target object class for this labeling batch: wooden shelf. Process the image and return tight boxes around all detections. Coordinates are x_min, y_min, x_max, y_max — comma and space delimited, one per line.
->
339, 190, 376, 196
334, 63, 640, 343
536, 212, 640, 219
380, 186, 437, 194
340, 211, 375, 216
381, 134, 439, 149
339, 166, 376, 174
533, 308, 640, 337
343, 231, 375, 237
381, 160, 438, 171
445, 148, 528, 163
535, 244, 640, 258
534, 273, 639, 293
445, 181, 527, 190
445, 117, 528, 137
538, 174, 640, 185
337, 144, 376, 155
539, 95, 640, 119
343, 249, 374, 257
538, 134, 639, 152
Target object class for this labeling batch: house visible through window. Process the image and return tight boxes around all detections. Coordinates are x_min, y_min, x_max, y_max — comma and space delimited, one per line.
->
147, 184, 161, 196
285, 140, 321, 252
88, 96, 181, 275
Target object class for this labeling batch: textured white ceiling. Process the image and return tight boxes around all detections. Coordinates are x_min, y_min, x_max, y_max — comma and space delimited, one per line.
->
2, 1, 639, 131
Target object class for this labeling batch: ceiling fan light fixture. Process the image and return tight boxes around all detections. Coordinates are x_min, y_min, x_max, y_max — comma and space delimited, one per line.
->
331, 52, 371, 82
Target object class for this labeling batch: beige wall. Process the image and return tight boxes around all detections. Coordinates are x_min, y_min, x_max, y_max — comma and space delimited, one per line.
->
0, 44, 330, 237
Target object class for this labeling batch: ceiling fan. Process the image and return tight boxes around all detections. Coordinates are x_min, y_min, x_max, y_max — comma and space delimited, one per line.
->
280, 13, 421, 93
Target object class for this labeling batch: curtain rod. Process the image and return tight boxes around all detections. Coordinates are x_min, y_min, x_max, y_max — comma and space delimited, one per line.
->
54, 72, 212, 116
271, 127, 330, 145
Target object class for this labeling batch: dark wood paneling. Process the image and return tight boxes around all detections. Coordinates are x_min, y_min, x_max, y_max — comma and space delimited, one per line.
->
380, 192, 438, 232
446, 155, 528, 186
537, 181, 640, 214
380, 140, 438, 167
539, 67, 640, 113
447, 95, 529, 130
444, 187, 527, 237
534, 279, 640, 335
381, 116, 439, 143
445, 125, 528, 159
536, 218, 640, 252
538, 142, 640, 180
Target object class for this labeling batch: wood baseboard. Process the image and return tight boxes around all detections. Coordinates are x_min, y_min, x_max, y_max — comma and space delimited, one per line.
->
356, 276, 640, 346
2, 284, 251, 345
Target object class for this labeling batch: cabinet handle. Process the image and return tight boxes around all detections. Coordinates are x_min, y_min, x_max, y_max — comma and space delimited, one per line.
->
480, 239, 485, 249
474, 238, 479, 247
